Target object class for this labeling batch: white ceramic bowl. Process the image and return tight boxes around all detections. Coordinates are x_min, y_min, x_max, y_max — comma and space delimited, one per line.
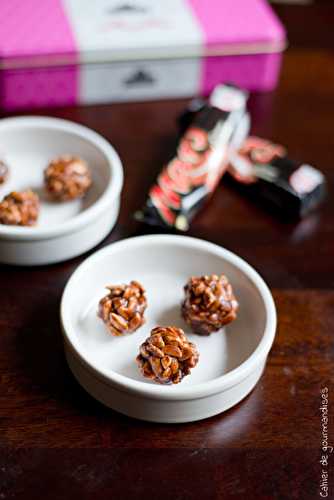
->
61, 235, 276, 423
0, 116, 123, 265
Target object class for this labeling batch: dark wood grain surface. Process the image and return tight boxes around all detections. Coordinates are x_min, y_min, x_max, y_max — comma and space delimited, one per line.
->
1, 5, 333, 500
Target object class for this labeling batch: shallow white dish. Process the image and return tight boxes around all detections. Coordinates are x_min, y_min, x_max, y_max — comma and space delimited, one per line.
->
61, 235, 276, 423
0, 116, 123, 265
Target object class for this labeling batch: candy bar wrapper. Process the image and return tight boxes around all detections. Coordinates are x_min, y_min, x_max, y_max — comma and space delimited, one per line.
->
227, 136, 326, 218
178, 97, 206, 136
135, 84, 250, 231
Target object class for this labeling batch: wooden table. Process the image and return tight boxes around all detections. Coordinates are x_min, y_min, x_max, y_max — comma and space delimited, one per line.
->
1, 4, 333, 499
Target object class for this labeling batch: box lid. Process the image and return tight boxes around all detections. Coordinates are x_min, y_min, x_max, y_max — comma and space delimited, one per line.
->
0, 0, 286, 70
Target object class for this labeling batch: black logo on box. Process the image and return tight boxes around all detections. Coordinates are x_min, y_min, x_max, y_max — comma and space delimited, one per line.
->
107, 3, 148, 15
124, 70, 155, 86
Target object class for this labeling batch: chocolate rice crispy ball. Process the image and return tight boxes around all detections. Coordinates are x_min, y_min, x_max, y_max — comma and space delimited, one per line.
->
44, 155, 92, 201
98, 281, 147, 336
0, 160, 9, 185
182, 274, 238, 335
0, 190, 39, 226
137, 326, 199, 385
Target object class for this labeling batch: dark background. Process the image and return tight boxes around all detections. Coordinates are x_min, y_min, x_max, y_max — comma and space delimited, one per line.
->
1, 3, 334, 499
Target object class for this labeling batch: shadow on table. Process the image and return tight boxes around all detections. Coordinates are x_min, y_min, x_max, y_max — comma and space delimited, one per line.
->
16, 295, 112, 416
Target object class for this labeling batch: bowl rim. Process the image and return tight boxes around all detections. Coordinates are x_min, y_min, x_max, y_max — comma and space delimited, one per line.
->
60, 235, 277, 400
0, 116, 123, 240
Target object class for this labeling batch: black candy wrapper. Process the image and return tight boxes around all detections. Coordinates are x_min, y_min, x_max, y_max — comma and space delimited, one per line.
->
178, 97, 206, 136
178, 99, 326, 219
227, 136, 326, 218
135, 84, 250, 231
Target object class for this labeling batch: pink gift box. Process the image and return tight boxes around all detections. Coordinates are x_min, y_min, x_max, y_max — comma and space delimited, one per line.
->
0, 0, 286, 110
